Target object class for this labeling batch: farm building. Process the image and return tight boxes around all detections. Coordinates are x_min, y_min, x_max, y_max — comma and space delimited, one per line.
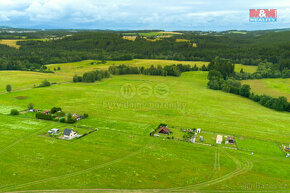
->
216, 135, 223, 144
197, 128, 201, 133
285, 147, 290, 152
158, 127, 171, 135
63, 129, 78, 140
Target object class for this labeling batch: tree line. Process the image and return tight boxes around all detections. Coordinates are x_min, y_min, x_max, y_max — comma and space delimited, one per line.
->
108, 64, 207, 77
73, 70, 110, 83
207, 58, 289, 112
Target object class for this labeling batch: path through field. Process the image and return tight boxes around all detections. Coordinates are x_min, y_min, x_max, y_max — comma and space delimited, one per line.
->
2, 147, 253, 193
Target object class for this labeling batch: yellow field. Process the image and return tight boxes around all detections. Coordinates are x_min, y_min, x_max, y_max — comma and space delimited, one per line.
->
122, 36, 137, 41
0, 39, 21, 49
176, 39, 190, 42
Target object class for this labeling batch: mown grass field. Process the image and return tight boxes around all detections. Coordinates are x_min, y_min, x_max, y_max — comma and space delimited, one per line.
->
242, 78, 290, 100
0, 61, 289, 192
235, 64, 257, 73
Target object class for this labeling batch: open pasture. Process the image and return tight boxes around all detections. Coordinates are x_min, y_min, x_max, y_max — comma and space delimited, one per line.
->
242, 78, 290, 100
0, 63, 289, 192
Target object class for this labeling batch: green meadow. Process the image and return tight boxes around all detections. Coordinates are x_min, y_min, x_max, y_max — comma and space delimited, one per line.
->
243, 78, 290, 100
0, 60, 289, 192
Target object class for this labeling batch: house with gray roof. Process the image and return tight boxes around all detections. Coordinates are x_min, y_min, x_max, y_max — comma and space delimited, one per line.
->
63, 128, 78, 140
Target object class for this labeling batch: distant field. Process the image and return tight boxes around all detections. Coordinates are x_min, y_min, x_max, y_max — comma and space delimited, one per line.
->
0, 71, 69, 93
0, 39, 21, 49
235, 64, 257, 73
176, 39, 190, 42
0, 60, 254, 94
242, 78, 290, 100
0, 39, 49, 49
47, 59, 210, 76
122, 36, 137, 41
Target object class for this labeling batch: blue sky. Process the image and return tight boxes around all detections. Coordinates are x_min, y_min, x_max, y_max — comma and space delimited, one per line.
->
0, 0, 289, 31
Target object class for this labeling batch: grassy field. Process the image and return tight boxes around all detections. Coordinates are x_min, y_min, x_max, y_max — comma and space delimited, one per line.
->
235, 64, 257, 73
0, 61, 289, 192
0, 71, 70, 93
242, 78, 290, 100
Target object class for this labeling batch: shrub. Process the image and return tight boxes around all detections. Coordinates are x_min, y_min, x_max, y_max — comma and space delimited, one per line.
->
36, 112, 52, 120
10, 109, 19, 115
6, 84, 12, 92
38, 80, 51, 87
51, 107, 62, 114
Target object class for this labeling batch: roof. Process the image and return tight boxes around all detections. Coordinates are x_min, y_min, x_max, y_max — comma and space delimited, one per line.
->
217, 135, 223, 141
42, 110, 50, 114
158, 127, 171, 134
63, 129, 73, 136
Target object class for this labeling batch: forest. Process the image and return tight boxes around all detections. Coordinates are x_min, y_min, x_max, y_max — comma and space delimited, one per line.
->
0, 30, 289, 71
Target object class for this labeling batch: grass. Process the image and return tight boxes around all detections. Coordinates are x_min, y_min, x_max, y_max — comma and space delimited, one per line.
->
0, 62, 289, 192
235, 64, 257, 73
242, 78, 290, 100
0, 71, 70, 93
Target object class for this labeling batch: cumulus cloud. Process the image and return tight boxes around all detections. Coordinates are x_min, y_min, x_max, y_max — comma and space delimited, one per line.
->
0, 0, 289, 30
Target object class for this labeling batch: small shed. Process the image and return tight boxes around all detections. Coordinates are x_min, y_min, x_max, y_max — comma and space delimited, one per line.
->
200, 136, 204, 142
216, 135, 223, 144
197, 128, 201, 133
158, 127, 171, 135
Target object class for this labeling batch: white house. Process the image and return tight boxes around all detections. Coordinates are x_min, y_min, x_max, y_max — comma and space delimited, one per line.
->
63, 129, 78, 140
48, 128, 60, 134
216, 135, 223, 144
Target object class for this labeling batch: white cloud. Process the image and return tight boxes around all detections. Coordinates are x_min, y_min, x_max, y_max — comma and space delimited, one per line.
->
0, 0, 289, 30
